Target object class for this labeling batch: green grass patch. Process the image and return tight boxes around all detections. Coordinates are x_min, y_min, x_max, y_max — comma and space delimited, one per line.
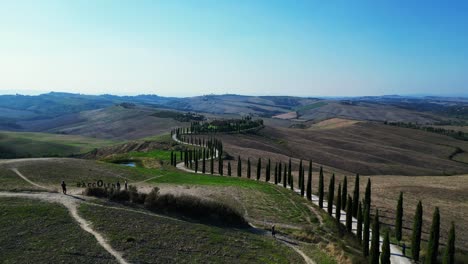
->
0, 198, 113, 263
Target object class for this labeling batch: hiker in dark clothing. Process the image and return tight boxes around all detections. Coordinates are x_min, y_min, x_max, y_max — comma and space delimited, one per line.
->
124, 180, 128, 190
271, 224, 276, 238
402, 243, 406, 256
61, 181, 67, 194
116, 181, 121, 190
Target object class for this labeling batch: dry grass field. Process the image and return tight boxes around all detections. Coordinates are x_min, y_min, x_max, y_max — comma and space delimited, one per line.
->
217, 121, 468, 175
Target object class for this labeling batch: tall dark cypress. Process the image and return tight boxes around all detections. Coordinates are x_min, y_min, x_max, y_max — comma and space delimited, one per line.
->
327, 174, 335, 216
218, 156, 223, 175
364, 178, 371, 210
342, 176, 348, 209
227, 162, 231, 176
357, 201, 363, 243
210, 155, 214, 175
290, 173, 294, 190
306, 161, 312, 201
288, 158, 292, 186
274, 163, 278, 184
425, 207, 440, 264
194, 154, 198, 173
411, 201, 423, 261
443, 222, 455, 264
278, 162, 282, 183
363, 203, 371, 257
299, 160, 303, 189
352, 173, 360, 217
300, 167, 305, 196
170, 151, 174, 166
370, 210, 380, 264
336, 183, 342, 222
266, 159, 271, 182
247, 158, 251, 179
202, 149, 206, 173
318, 166, 324, 208
283, 163, 287, 188
381, 230, 391, 264
237, 156, 242, 177
395, 192, 404, 242
346, 195, 353, 233
256, 158, 261, 181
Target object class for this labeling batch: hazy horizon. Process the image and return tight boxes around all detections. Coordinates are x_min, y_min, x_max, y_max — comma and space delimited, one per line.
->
1, 1, 467, 97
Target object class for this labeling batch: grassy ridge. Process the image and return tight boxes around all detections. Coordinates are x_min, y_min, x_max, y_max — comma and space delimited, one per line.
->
0, 131, 114, 158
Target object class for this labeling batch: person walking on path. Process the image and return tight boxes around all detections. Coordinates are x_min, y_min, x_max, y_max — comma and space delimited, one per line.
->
402, 243, 406, 256
61, 181, 67, 195
271, 224, 276, 238
124, 180, 128, 190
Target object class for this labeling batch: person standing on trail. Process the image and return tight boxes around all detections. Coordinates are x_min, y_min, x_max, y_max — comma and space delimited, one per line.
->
402, 243, 406, 256
116, 181, 121, 190
61, 181, 67, 195
271, 224, 276, 238
124, 180, 128, 190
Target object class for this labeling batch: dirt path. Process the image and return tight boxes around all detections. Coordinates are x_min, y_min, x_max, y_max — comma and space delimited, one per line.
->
10, 168, 51, 191
6, 168, 130, 264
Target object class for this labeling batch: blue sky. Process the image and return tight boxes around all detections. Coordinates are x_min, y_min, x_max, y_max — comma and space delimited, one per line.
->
0, 0, 467, 97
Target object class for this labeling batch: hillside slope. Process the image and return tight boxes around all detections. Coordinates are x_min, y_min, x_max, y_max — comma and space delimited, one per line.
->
218, 121, 468, 175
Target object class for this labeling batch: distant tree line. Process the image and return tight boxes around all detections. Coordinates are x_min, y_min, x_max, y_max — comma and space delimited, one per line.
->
177, 117, 264, 134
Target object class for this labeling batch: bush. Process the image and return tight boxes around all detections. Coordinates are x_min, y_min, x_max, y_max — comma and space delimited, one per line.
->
144, 192, 247, 227
84, 187, 109, 198
128, 185, 147, 204
109, 189, 130, 202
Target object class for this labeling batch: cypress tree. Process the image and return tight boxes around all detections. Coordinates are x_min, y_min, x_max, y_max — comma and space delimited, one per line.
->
327, 174, 335, 216
288, 158, 292, 186
370, 210, 380, 264
336, 183, 341, 222
299, 160, 303, 189
278, 162, 282, 183
237, 156, 242, 177
425, 207, 440, 264
290, 174, 294, 190
352, 173, 360, 217
342, 176, 348, 209
218, 156, 223, 175
411, 201, 423, 261
283, 163, 287, 188
357, 201, 363, 243
194, 155, 198, 173
306, 161, 312, 201
346, 195, 353, 233
300, 167, 305, 196
227, 162, 231, 176
210, 155, 214, 175
274, 163, 278, 184
381, 230, 391, 264
443, 222, 455, 264
395, 192, 404, 242
319, 166, 324, 208
364, 178, 371, 210
247, 158, 251, 179
202, 149, 206, 173
170, 151, 174, 166
266, 159, 271, 182
256, 158, 261, 180
363, 203, 371, 257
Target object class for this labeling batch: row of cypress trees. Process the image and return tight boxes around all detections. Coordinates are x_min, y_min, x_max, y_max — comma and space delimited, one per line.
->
173, 131, 457, 263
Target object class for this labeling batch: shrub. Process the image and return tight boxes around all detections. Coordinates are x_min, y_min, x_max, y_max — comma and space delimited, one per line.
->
84, 187, 109, 198
144, 193, 247, 227
109, 189, 130, 202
